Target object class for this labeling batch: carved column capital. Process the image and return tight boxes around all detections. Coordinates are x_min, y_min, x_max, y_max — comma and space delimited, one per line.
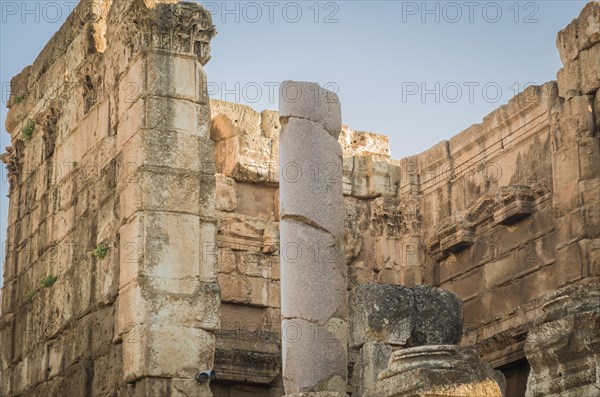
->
124, 1, 217, 65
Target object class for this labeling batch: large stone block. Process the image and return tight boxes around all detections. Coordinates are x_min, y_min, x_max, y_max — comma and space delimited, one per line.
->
350, 284, 414, 348
556, 2, 600, 65
119, 212, 203, 290
279, 81, 342, 139
352, 342, 392, 397
349, 284, 463, 348
412, 285, 464, 346
147, 52, 199, 102
146, 96, 211, 137
215, 173, 237, 212
123, 323, 215, 382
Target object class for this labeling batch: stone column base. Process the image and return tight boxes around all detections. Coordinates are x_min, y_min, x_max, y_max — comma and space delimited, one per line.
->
365, 345, 505, 397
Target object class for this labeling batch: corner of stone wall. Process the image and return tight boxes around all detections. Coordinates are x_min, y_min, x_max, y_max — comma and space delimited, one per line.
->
0, 1, 220, 396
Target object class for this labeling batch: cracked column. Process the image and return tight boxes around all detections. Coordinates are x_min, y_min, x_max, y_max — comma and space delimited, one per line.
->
279, 81, 348, 396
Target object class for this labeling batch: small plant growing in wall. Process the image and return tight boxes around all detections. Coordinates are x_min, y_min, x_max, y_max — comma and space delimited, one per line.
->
72, 161, 78, 169
13, 95, 24, 104
93, 243, 108, 260
25, 290, 37, 304
40, 275, 58, 288
21, 119, 36, 141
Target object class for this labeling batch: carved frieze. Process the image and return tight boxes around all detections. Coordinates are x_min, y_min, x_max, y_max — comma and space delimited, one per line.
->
371, 197, 405, 237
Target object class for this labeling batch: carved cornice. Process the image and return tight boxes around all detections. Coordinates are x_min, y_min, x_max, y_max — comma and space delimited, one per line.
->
428, 185, 539, 259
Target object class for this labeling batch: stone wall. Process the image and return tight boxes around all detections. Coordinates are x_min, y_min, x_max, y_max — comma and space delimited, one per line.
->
206, 4, 599, 395
1, 0, 220, 396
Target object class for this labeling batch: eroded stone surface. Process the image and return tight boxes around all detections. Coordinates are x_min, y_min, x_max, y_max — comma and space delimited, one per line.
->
368, 345, 505, 397
279, 81, 342, 139
525, 283, 600, 397
349, 284, 463, 348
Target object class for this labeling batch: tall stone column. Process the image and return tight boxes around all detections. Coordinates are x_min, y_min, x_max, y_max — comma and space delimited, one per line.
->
279, 81, 348, 395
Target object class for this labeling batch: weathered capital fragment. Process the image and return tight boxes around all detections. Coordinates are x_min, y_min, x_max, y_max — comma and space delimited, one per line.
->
279, 81, 347, 395
524, 282, 600, 397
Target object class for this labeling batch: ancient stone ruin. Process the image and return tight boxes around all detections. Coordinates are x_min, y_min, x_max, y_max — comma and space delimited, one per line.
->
0, 0, 599, 396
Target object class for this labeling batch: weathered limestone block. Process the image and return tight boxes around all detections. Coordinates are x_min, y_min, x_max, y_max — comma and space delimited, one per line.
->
352, 342, 392, 397
556, 1, 600, 64
215, 174, 237, 212
557, 42, 600, 99
349, 284, 463, 348
412, 286, 464, 346
122, 323, 215, 382
367, 345, 505, 397
339, 126, 391, 158
261, 110, 282, 139
552, 95, 596, 150
350, 284, 414, 348
279, 81, 347, 395
525, 282, 600, 397
210, 100, 278, 183
279, 81, 342, 139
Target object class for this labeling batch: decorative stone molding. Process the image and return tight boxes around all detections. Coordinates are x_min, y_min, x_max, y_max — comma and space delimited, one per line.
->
429, 185, 538, 260
493, 185, 536, 226
36, 100, 61, 159
0, 141, 24, 192
367, 345, 505, 397
371, 197, 406, 237
399, 194, 422, 234
525, 283, 600, 396
123, 1, 216, 65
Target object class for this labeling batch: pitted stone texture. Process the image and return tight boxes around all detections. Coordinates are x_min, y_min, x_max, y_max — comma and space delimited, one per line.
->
525, 283, 600, 397
280, 220, 347, 325
349, 284, 463, 348
279, 81, 342, 139
280, 117, 344, 238
557, 2, 600, 64
412, 285, 463, 346
281, 318, 348, 394
349, 284, 414, 348
352, 342, 392, 397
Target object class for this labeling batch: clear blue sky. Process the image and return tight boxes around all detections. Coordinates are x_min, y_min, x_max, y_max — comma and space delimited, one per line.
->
0, 1, 588, 269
